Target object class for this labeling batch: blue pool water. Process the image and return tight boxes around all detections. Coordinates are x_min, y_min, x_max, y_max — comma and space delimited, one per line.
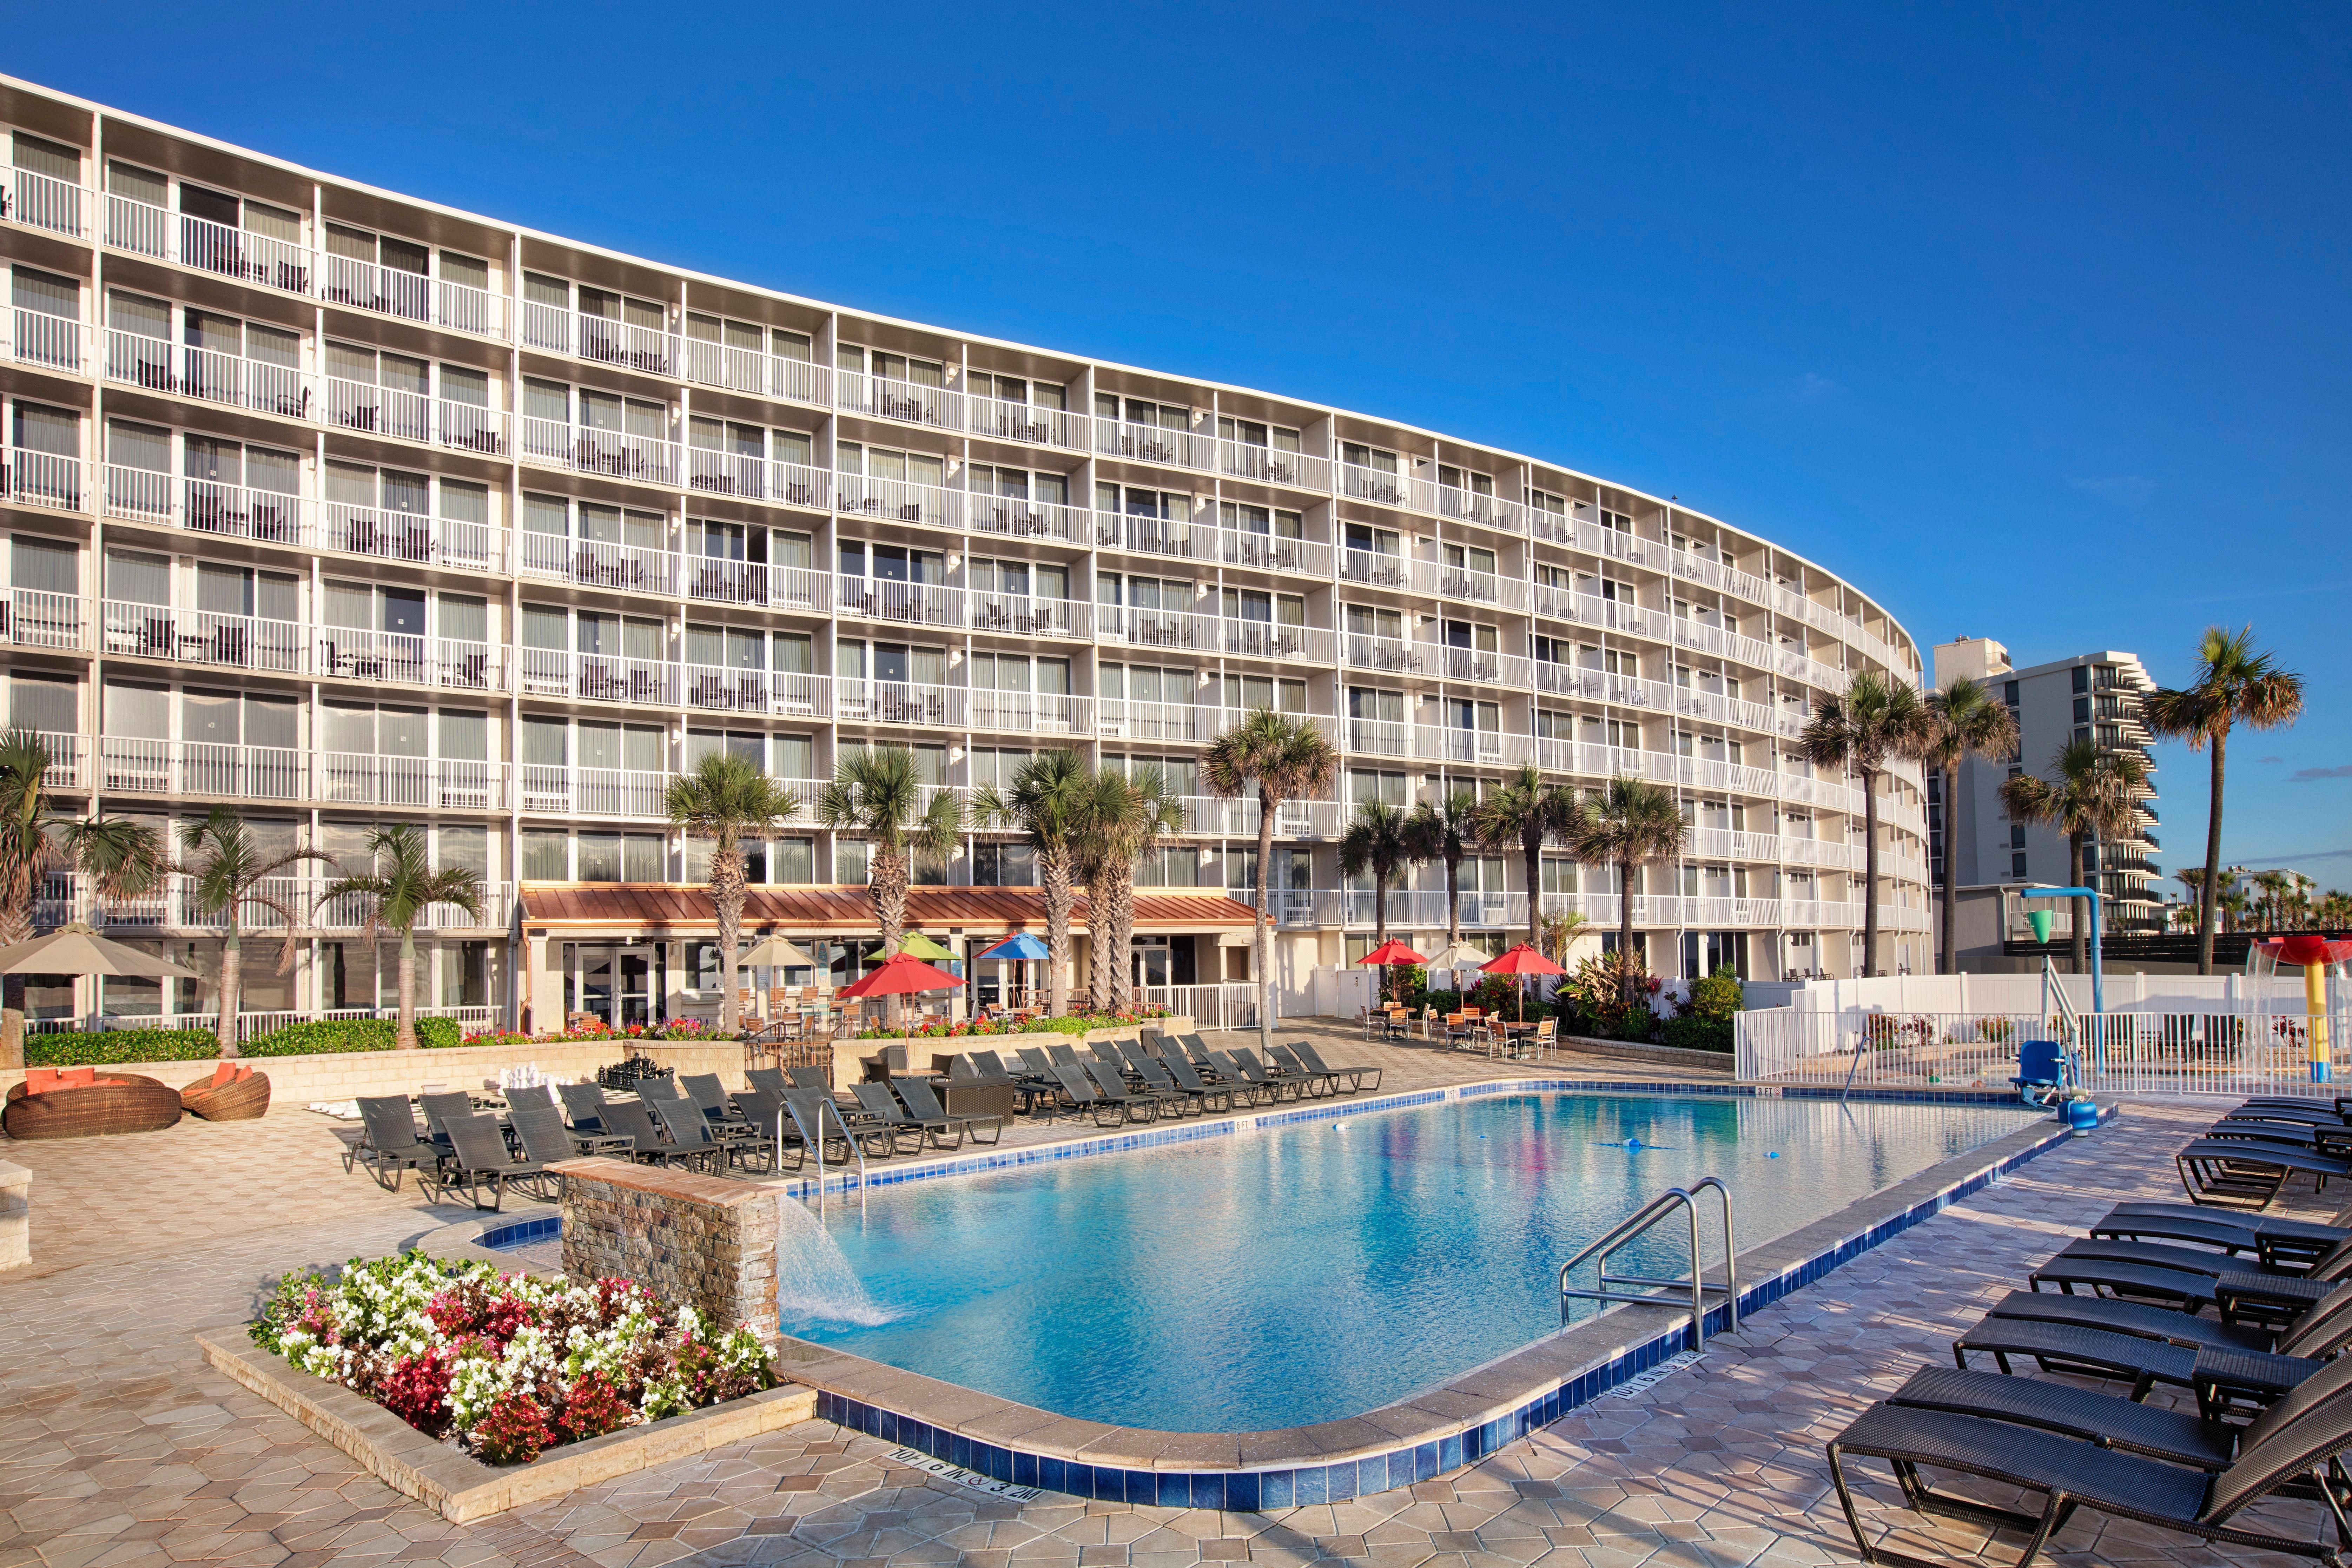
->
783, 1091, 2035, 1433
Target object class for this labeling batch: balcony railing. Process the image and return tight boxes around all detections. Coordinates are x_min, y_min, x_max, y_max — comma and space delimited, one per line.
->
101, 329, 305, 417
518, 765, 672, 819
517, 648, 680, 706
834, 577, 965, 630
970, 690, 1087, 736
835, 473, 962, 530
322, 503, 501, 571
1222, 617, 1334, 662
967, 494, 1090, 545
1094, 603, 1220, 655
7, 167, 85, 238
1434, 486, 1525, 534
1217, 440, 1330, 491
1412, 726, 1519, 766
1094, 418, 1215, 472
1336, 462, 1409, 507
102, 601, 306, 674
966, 396, 1087, 451
315, 628, 504, 692
1339, 549, 1435, 594
969, 593, 1088, 640
1219, 530, 1333, 576
11, 308, 82, 373
105, 469, 312, 545
24, 732, 81, 789
1346, 719, 1412, 757
4, 449, 84, 513
106, 195, 312, 295
680, 340, 830, 406
325, 377, 510, 456
837, 373, 961, 431
1429, 646, 1530, 686
683, 561, 831, 613
1439, 567, 1526, 611
683, 664, 830, 719
834, 679, 966, 728
100, 738, 307, 800
1096, 700, 1209, 744
317, 752, 504, 811
515, 531, 680, 596
322, 254, 503, 338
684, 449, 829, 508
4, 589, 84, 650
1097, 512, 1220, 560
1342, 634, 1423, 675
518, 416, 680, 487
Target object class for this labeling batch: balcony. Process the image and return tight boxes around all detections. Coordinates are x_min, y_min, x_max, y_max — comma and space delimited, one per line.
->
515, 531, 680, 596
1096, 700, 1210, 745
518, 765, 670, 819
969, 690, 1088, 737
968, 494, 1090, 546
1219, 530, 1333, 576
1094, 418, 1215, 473
517, 648, 679, 706
836, 473, 963, 531
834, 577, 965, 631
3, 449, 84, 514
3, 589, 84, 651
685, 450, 829, 509
103, 600, 305, 674
1222, 618, 1334, 662
834, 679, 966, 728
518, 417, 680, 488
1217, 440, 1330, 492
970, 592, 1088, 641
966, 396, 1087, 452
1096, 512, 1219, 561
105, 468, 312, 546
1346, 719, 1412, 758
520, 303, 676, 377
1094, 603, 1219, 655
317, 629, 505, 693
836, 373, 960, 433
1429, 646, 1531, 687
1181, 796, 1342, 838
1440, 567, 1526, 611
22, 732, 81, 789
1413, 726, 1521, 766
45, 871, 511, 933
316, 753, 504, 811
326, 378, 511, 457
682, 664, 830, 719
681, 339, 829, 407
322, 503, 502, 572
100, 738, 307, 800
106, 194, 311, 296
322, 254, 503, 338
9, 308, 82, 373
683, 560, 831, 613
1342, 633, 1423, 675
6, 167, 85, 238
1337, 462, 1408, 508
1434, 487, 1525, 534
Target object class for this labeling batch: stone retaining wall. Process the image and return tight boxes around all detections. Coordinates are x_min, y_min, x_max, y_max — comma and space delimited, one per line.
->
557, 1158, 778, 1334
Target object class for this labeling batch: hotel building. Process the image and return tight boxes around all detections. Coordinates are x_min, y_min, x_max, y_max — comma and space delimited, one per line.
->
0, 75, 1930, 1032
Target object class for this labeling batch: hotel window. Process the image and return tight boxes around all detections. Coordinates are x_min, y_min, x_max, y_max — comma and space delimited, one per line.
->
12, 131, 78, 183
621, 834, 666, 884
7, 673, 74, 736
1348, 769, 1407, 807
1222, 674, 1306, 714
1106, 754, 1198, 798
1599, 507, 1635, 535
973, 841, 1037, 887
1530, 487, 1566, 517
1436, 465, 1494, 497
1134, 846, 1199, 888
838, 640, 949, 687
1095, 394, 1189, 430
970, 372, 1065, 409
1541, 858, 1579, 895
969, 557, 1069, 600
1096, 573, 1193, 610
1344, 605, 1403, 642
212, 561, 302, 624
1340, 441, 1398, 474
837, 345, 944, 386
175, 178, 303, 247
1347, 685, 1403, 721
521, 830, 568, 881
969, 748, 1033, 791
577, 285, 667, 335
1442, 621, 1499, 655
576, 833, 622, 883
1441, 542, 1497, 579
1215, 416, 1301, 452
1343, 521, 1400, 558
1218, 501, 1302, 538
1585, 716, 1639, 750
969, 464, 1071, 506
325, 222, 428, 283
1219, 587, 1303, 626
1444, 699, 1500, 735
1534, 709, 1573, 739
574, 720, 666, 775
836, 441, 946, 488
1102, 664, 1194, 705
769, 838, 815, 885
1532, 636, 1572, 668
1095, 483, 1191, 521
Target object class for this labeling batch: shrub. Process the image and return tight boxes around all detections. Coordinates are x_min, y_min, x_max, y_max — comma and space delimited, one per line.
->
1658, 1013, 1734, 1052
26, 1027, 218, 1066
1687, 965, 1744, 1023
243, 1017, 464, 1056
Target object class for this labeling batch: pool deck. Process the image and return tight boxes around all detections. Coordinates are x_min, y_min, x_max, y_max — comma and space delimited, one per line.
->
0, 1029, 2327, 1568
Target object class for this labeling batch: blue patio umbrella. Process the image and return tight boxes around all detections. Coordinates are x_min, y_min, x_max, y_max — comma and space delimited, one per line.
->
977, 931, 1050, 1008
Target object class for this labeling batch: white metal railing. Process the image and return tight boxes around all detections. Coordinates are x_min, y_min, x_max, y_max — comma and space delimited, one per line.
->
11, 307, 81, 372
835, 472, 963, 529
968, 494, 1090, 544
1435, 486, 1525, 534
1219, 530, 1332, 575
1347, 719, 1412, 757
1336, 461, 1410, 507
1094, 603, 1221, 655
322, 503, 500, 570
1339, 549, 1432, 593
320, 254, 504, 338
1222, 618, 1334, 662
8, 167, 85, 237
48, 873, 511, 934
966, 396, 1087, 451
103, 600, 305, 673
1138, 983, 1266, 1030
517, 765, 672, 819
107, 469, 312, 544
1440, 566, 1527, 611
1414, 726, 1520, 766
1095, 417, 1215, 471
833, 679, 967, 728
969, 690, 1086, 736
1343, 633, 1423, 674
576, 313, 678, 376
315, 752, 503, 811
1097, 700, 1208, 744
683, 664, 831, 719
516, 530, 679, 595
834, 576, 965, 630
23, 732, 82, 789
680, 339, 829, 406
518, 416, 680, 487
4, 448, 84, 513
837, 373, 961, 431
1100, 512, 1220, 560
1217, 440, 1329, 491
5, 589, 83, 651
685, 560, 830, 612
100, 738, 307, 800
1430, 646, 1531, 686
1181, 796, 1342, 839
969, 592, 1088, 640
684, 449, 829, 507
107, 197, 315, 294
516, 647, 679, 705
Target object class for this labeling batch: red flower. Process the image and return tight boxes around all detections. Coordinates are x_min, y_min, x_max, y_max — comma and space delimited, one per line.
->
473, 1391, 555, 1465
556, 1369, 633, 1443
378, 1348, 455, 1437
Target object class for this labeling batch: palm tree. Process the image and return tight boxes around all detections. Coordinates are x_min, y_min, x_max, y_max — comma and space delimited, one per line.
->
1339, 801, 1421, 999
319, 823, 484, 1052
1999, 739, 2150, 974
1201, 710, 1338, 1055
1090, 766, 1186, 1015
1469, 762, 1580, 950
971, 749, 1092, 1017
1800, 671, 1933, 978
667, 751, 800, 1036
1538, 908, 1592, 965
178, 806, 332, 1059
817, 747, 962, 1027
0, 733, 166, 1061
1403, 790, 1476, 945
2146, 626, 2305, 973
1565, 776, 1690, 1007
1919, 676, 2019, 975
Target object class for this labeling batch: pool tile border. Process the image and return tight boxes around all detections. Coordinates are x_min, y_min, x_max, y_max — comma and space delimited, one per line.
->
781, 1083, 2107, 1506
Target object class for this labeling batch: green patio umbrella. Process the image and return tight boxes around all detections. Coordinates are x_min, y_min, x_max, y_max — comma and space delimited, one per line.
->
899, 931, 959, 963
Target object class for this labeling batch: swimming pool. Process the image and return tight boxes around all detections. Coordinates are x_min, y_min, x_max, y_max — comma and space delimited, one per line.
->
781, 1089, 2037, 1432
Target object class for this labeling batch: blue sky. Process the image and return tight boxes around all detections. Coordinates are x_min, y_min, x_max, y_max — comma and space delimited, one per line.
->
7, 2, 2345, 894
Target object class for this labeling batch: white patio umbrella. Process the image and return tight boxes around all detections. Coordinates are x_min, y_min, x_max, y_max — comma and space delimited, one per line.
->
1426, 939, 1491, 993
0, 924, 199, 979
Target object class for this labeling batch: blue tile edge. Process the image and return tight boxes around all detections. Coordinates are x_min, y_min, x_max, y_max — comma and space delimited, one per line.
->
794, 1094, 2095, 1506
476, 1213, 561, 1252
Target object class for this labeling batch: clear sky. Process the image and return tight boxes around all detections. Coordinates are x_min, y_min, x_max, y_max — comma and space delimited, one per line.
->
7, 2, 2345, 895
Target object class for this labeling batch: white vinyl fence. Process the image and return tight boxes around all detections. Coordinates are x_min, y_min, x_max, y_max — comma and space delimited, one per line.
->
1139, 983, 1267, 1030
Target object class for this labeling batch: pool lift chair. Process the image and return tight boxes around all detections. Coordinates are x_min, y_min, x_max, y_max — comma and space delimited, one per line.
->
2012, 1038, 2074, 1109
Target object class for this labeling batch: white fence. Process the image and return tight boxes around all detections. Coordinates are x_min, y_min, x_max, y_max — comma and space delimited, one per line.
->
1737, 1003, 2352, 1101
27, 1005, 502, 1041
1139, 983, 1267, 1031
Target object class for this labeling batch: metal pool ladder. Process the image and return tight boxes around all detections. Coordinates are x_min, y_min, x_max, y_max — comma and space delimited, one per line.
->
1559, 1176, 1739, 1350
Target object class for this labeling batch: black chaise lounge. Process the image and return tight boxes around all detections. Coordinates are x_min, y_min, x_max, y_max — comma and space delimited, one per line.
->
2178, 1139, 2351, 1211
353, 1095, 448, 1193
851, 1080, 964, 1151
442, 1112, 555, 1211
1269, 1043, 1344, 1096
1052, 1065, 1151, 1127
1825, 1358, 2352, 1567
896, 1076, 1005, 1144
1288, 1038, 1381, 1092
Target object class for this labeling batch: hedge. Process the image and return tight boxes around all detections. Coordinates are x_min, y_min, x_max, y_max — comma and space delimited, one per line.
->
27, 1015, 463, 1066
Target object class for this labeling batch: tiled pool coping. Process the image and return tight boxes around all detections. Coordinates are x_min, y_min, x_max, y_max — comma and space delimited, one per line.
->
758, 1085, 2112, 1507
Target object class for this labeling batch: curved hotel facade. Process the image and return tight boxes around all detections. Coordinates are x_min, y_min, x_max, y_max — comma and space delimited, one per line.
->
0, 75, 1930, 1032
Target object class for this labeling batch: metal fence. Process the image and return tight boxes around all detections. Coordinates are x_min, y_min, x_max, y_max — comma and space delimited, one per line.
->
26, 1005, 502, 1041
1736, 1005, 2350, 1100
1139, 983, 1267, 1031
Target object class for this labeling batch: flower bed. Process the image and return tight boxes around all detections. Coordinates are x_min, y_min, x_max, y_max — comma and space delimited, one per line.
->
461, 1018, 739, 1049
251, 1251, 776, 1466
852, 1008, 1169, 1040
29, 1017, 463, 1067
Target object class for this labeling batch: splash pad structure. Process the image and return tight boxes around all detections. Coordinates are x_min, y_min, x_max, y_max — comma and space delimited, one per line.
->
2249, 934, 2352, 1083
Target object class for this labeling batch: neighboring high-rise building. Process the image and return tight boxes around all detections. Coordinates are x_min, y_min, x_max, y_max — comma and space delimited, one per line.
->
1929, 636, 2162, 935
0, 75, 1930, 1031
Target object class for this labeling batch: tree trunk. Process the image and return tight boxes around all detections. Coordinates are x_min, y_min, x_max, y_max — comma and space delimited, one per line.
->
1255, 785, 1277, 1056
1618, 857, 1638, 1008
2198, 729, 2227, 975
2069, 832, 2088, 975
1522, 833, 1542, 951
217, 924, 243, 1060
1040, 844, 1071, 1017
395, 926, 418, 1051
1085, 869, 1112, 1014
1444, 847, 1462, 944
712, 840, 745, 1036
1940, 760, 1961, 975
1860, 766, 1882, 979
1372, 861, 1390, 1007
871, 845, 909, 1029
1109, 868, 1137, 1015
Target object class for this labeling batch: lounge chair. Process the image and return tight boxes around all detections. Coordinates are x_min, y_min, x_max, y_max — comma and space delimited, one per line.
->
897, 1077, 1005, 1143
1162, 1050, 1242, 1112
597, 1097, 699, 1169
1289, 1038, 1381, 1092
2178, 1138, 2350, 1210
679, 1073, 751, 1130
1046, 1042, 1084, 1069
1132, 1055, 1207, 1116
851, 1080, 969, 1151
419, 1090, 474, 1149
442, 1112, 555, 1211
1053, 1065, 1152, 1127
1981, 1286, 2277, 1353
785, 1088, 892, 1162
353, 1095, 448, 1193
732, 1087, 810, 1172
1216, 1048, 1304, 1102
647, 1092, 772, 1173
2026, 1244, 2338, 1319
1882, 1363, 2253, 1468
2089, 1206, 2349, 1270
1825, 1357, 2352, 1567
1089, 1058, 1190, 1119
557, 1082, 620, 1135
785, 1065, 833, 1093
504, 1083, 555, 1112
1268, 1043, 1343, 1096
746, 1066, 791, 1098
509, 1101, 630, 1164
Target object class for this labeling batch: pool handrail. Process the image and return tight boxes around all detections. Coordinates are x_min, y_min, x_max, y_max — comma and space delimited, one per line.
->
1559, 1176, 1740, 1350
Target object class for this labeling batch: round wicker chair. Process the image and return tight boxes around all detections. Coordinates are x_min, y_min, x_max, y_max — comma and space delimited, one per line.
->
3, 1073, 184, 1140
179, 1069, 271, 1121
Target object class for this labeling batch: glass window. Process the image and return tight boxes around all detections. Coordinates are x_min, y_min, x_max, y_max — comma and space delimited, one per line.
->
520, 830, 567, 880
835, 838, 871, 885
576, 833, 621, 882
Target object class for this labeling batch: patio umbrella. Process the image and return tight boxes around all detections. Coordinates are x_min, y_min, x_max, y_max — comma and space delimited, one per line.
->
1356, 937, 1426, 1007
0, 924, 199, 979
741, 934, 816, 971
1426, 939, 1491, 995
837, 950, 966, 1046
899, 931, 959, 963
1479, 942, 1567, 1023
977, 931, 1049, 1011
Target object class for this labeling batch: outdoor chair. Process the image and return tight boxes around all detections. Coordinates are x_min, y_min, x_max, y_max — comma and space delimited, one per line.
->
1163, 1050, 1244, 1111
597, 1097, 698, 1170
442, 1112, 555, 1212
1213, 1049, 1301, 1102
1090, 1059, 1191, 1119
509, 1101, 619, 1165
2178, 1139, 2351, 1211
1269, 1043, 1344, 1096
785, 1088, 893, 1163
1290, 1038, 1381, 1092
1053, 1065, 1153, 1127
647, 1093, 768, 1174
419, 1090, 474, 1149
1231, 1045, 1323, 1097
1824, 1355, 2352, 1567
2093, 1202, 2352, 1270
679, 1073, 751, 1131
896, 1077, 1004, 1144
747, 1066, 792, 1099
557, 1082, 618, 1134
1132, 1056, 1207, 1116
1046, 1042, 1083, 1069
731, 1087, 809, 1172
851, 1080, 964, 1152
353, 1095, 447, 1194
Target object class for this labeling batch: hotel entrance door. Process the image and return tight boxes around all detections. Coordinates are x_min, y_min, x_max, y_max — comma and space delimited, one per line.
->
570, 944, 655, 1027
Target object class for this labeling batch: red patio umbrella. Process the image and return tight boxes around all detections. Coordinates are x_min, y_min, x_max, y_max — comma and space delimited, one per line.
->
1479, 942, 1567, 1022
837, 950, 966, 1046
1357, 938, 1427, 1007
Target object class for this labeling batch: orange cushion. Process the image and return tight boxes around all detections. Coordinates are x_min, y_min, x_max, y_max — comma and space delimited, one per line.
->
22, 1068, 59, 1095
235, 1066, 254, 1083
58, 1066, 96, 1089
211, 1061, 238, 1089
